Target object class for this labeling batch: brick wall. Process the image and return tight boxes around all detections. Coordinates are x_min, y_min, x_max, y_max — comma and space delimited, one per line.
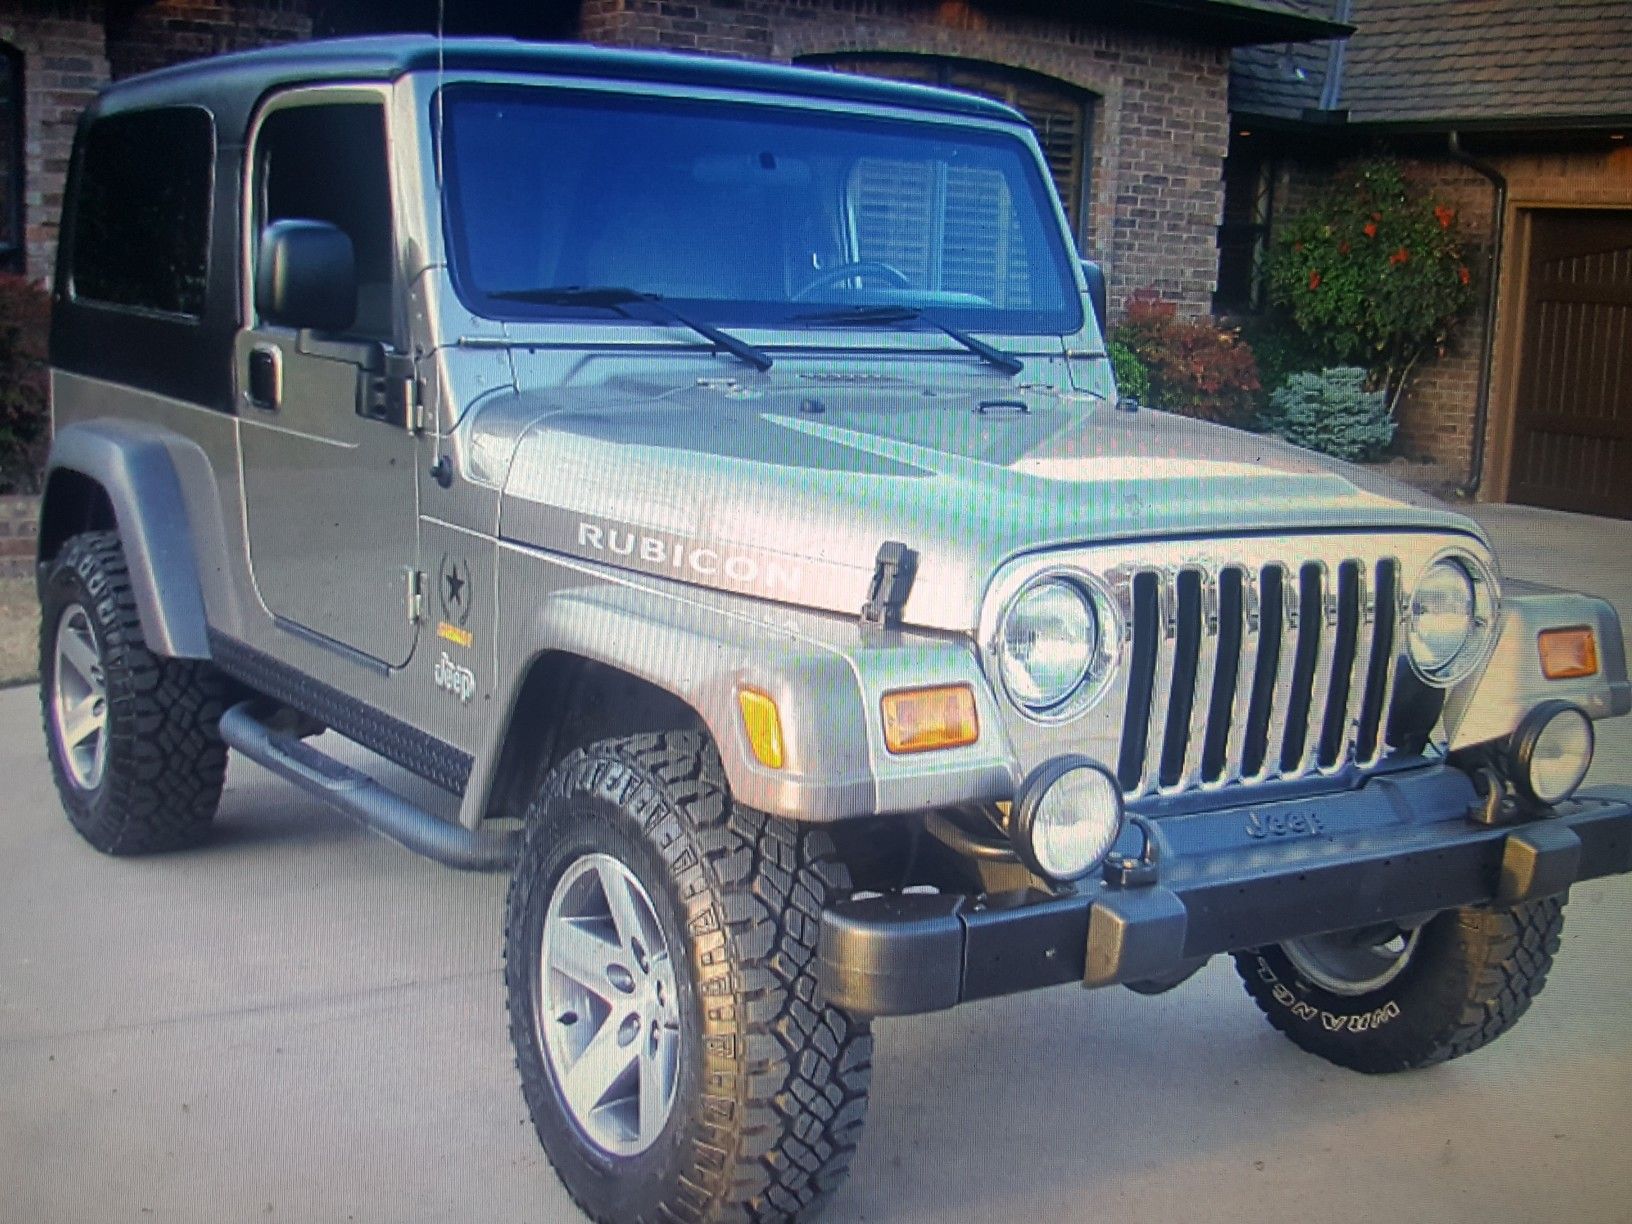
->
1393, 159, 1495, 472
104, 0, 310, 79
0, 1, 109, 281
579, 0, 1231, 318
0, 492, 37, 580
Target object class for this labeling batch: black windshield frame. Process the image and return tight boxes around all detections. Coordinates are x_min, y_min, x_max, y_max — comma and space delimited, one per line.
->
436, 84, 1084, 337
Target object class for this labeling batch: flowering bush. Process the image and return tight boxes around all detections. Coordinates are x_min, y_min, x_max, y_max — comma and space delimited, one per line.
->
0, 274, 50, 493
1266, 160, 1474, 418
1259, 366, 1395, 461
1110, 292, 1260, 425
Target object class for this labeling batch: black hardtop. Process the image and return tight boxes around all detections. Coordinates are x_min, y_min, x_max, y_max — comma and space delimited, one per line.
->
91, 34, 1026, 138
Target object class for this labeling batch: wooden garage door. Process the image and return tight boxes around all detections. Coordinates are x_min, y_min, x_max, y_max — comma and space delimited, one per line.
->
1509, 210, 1632, 518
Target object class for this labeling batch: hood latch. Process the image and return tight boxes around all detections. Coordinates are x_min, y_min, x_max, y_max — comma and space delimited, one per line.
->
861, 541, 918, 629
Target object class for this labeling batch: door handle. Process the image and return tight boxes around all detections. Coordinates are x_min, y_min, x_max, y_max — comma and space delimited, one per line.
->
246, 344, 282, 411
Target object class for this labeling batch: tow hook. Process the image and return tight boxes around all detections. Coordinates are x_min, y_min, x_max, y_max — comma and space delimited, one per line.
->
1103, 813, 1163, 888
1466, 763, 1512, 825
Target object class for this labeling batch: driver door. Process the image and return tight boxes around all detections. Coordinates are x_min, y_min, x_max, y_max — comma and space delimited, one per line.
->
236, 91, 421, 668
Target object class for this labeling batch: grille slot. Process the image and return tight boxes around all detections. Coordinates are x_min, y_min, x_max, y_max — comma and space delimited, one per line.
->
1119, 555, 1404, 798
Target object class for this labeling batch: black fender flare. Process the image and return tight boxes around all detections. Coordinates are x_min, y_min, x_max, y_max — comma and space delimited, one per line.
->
40, 420, 211, 659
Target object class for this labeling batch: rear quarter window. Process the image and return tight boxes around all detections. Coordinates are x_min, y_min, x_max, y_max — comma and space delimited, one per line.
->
70, 106, 214, 318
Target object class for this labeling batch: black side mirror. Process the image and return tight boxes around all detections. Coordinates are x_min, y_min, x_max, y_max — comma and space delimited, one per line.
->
256, 219, 356, 333
1079, 259, 1108, 338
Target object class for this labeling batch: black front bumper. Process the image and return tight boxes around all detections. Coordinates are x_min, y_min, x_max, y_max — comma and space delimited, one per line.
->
818, 769, 1632, 1017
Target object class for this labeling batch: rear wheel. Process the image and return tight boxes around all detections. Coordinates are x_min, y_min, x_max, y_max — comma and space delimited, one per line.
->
39, 531, 230, 854
1233, 898, 1565, 1073
505, 731, 872, 1223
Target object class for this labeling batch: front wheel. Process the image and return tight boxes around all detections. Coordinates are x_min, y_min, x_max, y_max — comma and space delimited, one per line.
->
1233, 898, 1565, 1074
504, 732, 872, 1223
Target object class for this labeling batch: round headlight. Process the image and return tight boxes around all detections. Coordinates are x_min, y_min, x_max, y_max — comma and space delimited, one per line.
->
1408, 553, 1496, 686
1512, 701, 1594, 806
998, 579, 1097, 714
1011, 757, 1126, 882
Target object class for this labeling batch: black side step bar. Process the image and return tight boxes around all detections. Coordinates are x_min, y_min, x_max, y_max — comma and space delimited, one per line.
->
219, 701, 518, 872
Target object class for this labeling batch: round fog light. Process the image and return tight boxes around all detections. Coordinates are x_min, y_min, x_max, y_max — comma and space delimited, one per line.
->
1011, 757, 1125, 882
1512, 701, 1594, 806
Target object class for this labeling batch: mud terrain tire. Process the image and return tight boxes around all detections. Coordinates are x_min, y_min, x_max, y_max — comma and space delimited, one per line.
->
40, 531, 230, 854
1233, 898, 1565, 1074
505, 731, 872, 1223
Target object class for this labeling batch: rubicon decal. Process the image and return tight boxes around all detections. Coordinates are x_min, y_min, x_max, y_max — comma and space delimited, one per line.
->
501, 505, 874, 606
576, 521, 806, 595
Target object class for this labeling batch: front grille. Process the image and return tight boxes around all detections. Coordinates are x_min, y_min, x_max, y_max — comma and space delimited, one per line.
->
1117, 556, 1406, 797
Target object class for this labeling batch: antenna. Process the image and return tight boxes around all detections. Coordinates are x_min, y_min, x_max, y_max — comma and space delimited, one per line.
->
435, 0, 446, 193
428, 0, 449, 470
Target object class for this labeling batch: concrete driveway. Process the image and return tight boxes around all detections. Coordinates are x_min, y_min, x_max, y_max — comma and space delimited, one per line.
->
3, 504, 1630, 1224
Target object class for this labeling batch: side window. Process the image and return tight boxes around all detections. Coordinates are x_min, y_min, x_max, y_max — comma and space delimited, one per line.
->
254, 101, 395, 342
71, 107, 214, 316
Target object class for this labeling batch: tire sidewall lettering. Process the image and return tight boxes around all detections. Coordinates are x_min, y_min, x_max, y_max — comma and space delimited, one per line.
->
1255, 954, 1405, 1032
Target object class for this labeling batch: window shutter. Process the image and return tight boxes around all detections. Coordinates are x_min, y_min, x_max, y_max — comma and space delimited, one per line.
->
816, 56, 1090, 236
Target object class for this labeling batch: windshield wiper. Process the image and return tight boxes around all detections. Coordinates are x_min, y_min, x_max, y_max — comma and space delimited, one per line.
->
791, 305, 1024, 376
488, 286, 773, 372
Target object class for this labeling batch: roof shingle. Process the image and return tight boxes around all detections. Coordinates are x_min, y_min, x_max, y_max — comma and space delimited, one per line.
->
1232, 0, 1632, 127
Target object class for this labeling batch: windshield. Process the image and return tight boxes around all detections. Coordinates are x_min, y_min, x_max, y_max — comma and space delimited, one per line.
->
439, 85, 1083, 335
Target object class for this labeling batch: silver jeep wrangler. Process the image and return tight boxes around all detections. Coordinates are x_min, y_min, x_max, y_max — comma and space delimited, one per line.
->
38, 35, 1632, 1223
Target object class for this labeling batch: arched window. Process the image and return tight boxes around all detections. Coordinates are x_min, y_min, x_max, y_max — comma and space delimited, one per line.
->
799, 53, 1095, 247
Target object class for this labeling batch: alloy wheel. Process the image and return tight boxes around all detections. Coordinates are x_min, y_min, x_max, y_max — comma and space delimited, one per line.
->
51, 604, 109, 791
537, 852, 682, 1157
1281, 924, 1423, 997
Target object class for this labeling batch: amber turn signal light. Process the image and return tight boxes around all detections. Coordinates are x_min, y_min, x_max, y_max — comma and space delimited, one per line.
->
881, 685, 979, 755
738, 688, 785, 769
1539, 627, 1598, 680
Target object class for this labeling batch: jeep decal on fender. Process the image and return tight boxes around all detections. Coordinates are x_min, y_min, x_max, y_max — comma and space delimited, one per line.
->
434, 651, 476, 704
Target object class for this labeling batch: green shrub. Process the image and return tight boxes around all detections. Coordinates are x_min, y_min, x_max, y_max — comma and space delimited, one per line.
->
1265, 160, 1474, 418
0, 274, 50, 493
1110, 291, 1260, 426
1107, 340, 1149, 403
1232, 314, 1323, 403
1259, 366, 1396, 461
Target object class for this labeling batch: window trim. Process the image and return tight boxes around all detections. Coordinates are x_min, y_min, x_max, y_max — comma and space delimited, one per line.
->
1214, 145, 1280, 315
66, 103, 217, 323
240, 82, 402, 347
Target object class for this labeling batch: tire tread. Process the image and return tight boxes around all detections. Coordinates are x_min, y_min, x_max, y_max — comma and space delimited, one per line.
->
504, 731, 871, 1223
1232, 897, 1565, 1074
40, 531, 229, 854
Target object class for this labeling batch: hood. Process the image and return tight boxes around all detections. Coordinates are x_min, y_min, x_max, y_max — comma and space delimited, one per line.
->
488, 370, 1481, 632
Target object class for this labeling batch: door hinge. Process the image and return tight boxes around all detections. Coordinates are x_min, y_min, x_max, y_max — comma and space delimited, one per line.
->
363, 352, 423, 433
407, 567, 426, 624
389, 352, 423, 434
